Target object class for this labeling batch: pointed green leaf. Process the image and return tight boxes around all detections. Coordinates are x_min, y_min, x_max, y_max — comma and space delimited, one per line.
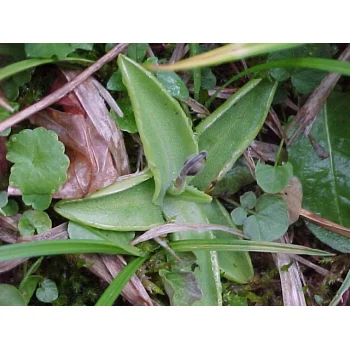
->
289, 92, 350, 252
243, 194, 289, 241
192, 79, 277, 190
163, 195, 222, 306
118, 55, 198, 205
255, 161, 293, 194
68, 221, 134, 246
19, 275, 42, 305
55, 178, 164, 231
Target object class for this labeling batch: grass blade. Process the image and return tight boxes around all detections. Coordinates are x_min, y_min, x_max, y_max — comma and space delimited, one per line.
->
206, 57, 350, 108
95, 256, 147, 306
0, 239, 142, 261
329, 270, 350, 306
190, 43, 201, 100
0, 57, 94, 82
170, 239, 333, 256
148, 43, 301, 71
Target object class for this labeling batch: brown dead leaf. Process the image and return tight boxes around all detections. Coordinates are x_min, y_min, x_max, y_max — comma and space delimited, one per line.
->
281, 177, 303, 224
30, 69, 129, 199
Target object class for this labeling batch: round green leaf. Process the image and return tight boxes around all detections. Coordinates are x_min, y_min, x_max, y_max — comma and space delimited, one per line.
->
36, 279, 58, 303
230, 207, 248, 226
243, 194, 289, 241
107, 70, 126, 91
25, 43, 74, 59
255, 161, 293, 194
0, 199, 19, 216
240, 191, 257, 209
22, 194, 52, 211
0, 284, 26, 306
18, 210, 52, 236
6, 127, 70, 195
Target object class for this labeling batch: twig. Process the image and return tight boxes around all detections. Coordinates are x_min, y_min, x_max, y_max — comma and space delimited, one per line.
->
0, 43, 129, 134
300, 208, 350, 239
0, 93, 14, 112
287, 44, 350, 145
290, 254, 333, 278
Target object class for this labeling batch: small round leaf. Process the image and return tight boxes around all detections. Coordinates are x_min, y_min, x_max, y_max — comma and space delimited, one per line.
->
6, 128, 70, 195
240, 191, 257, 209
243, 194, 289, 241
36, 279, 59, 303
18, 210, 52, 236
230, 207, 248, 226
255, 161, 293, 194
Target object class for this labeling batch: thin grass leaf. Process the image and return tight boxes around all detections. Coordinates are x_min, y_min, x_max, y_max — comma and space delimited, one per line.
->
170, 239, 333, 256
148, 44, 301, 71
206, 57, 350, 108
0, 239, 142, 261
95, 256, 147, 306
0, 58, 94, 82
329, 270, 350, 306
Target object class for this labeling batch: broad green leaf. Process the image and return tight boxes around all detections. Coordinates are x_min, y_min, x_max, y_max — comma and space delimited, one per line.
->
170, 239, 333, 256
159, 269, 202, 306
36, 279, 58, 303
240, 191, 257, 209
255, 161, 293, 194
7, 128, 70, 195
19, 275, 43, 305
149, 43, 301, 71
55, 178, 164, 231
68, 221, 135, 246
291, 69, 328, 94
163, 195, 222, 306
231, 207, 248, 226
203, 199, 254, 284
0, 43, 25, 59
118, 55, 198, 205
193, 79, 277, 190
329, 270, 350, 306
95, 256, 147, 306
0, 284, 26, 306
243, 194, 289, 241
155, 71, 189, 100
18, 210, 52, 236
209, 159, 255, 196
127, 43, 148, 63
107, 71, 126, 91
0, 239, 142, 261
289, 92, 350, 252
25, 43, 74, 59
22, 194, 52, 211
